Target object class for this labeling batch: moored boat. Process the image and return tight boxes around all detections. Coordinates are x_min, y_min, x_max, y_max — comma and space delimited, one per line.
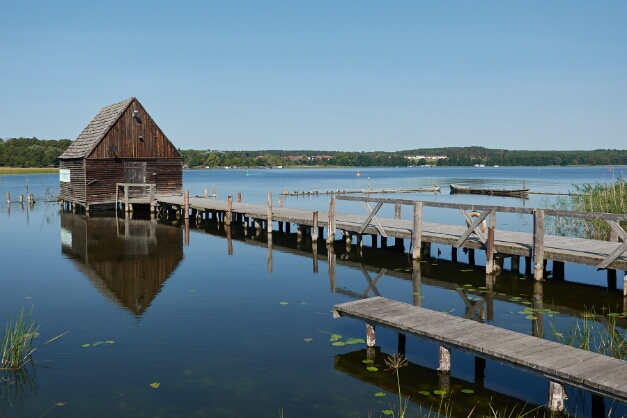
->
449, 183, 529, 198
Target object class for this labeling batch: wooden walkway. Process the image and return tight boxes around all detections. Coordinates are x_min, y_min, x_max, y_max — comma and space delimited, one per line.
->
155, 194, 627, 272
333, 296, 627, 404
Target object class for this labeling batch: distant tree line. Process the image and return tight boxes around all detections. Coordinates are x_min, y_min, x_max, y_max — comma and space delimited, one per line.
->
0, 137, 72, 167
180, 147, 627, 168
2, 137, 626, 168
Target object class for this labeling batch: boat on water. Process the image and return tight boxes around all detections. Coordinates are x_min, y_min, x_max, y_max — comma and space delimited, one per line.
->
449, 183, 529, 198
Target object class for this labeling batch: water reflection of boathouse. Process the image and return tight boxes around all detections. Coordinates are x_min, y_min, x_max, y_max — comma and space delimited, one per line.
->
60, 213, 183, 315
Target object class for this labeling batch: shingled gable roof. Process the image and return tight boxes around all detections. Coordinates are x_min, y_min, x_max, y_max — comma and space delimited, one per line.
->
59, 97, 135, 159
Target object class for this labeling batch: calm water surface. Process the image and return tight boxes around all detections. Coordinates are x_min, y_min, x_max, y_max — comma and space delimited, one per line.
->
1, 167, 626, 417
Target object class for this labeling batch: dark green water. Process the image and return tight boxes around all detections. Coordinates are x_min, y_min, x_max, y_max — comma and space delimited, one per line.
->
1, 167, 625, 417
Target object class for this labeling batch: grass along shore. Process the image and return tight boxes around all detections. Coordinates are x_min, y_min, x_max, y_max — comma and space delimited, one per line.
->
0, 167, 59, 175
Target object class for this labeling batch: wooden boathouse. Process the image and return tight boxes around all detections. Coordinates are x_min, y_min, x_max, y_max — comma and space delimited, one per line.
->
59, 97, 182, 211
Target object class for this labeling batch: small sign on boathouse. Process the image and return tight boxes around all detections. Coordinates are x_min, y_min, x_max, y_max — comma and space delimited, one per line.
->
59, 169, 70, 182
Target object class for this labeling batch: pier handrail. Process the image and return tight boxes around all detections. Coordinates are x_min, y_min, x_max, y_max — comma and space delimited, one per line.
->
334, 195, 627, 222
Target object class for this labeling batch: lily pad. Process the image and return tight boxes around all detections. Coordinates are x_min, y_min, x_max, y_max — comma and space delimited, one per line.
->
330, 334, 342, 340
460, 269, 473, 272
374, 392, 386, 397
304, 338, 313, 343
522, 301, 532, 305
81, 344, 90, 348
92, 341, 104, 346
608, 313, 620, 317
279, 302, 288, 305
419, 391, 431, 396
105, 340, 115, 344
150, 382, 160, 389
382, 410, 394, 416
525, 315, 537, 320
345, 339, 359, 345
464, 284, 472, 287
431, 263, 438, 266
456, 287, 465, 291
362, 359, 374, 364
332, 341, 345, 346
461, 389, 475, 394
433, 390, 447, 395
189, 290, 197, 293
366, 366, 378, 372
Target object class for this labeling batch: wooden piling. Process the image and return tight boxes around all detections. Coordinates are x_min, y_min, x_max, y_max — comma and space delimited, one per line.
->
278, 197, 282, 207
204, 189, 208, 198
548, 381, 567, 412
19, 194, 23, 204
412, 202, 422, 260
212, 185, 216, 198
394, 203, 401, 219
5, 192, 9, 204
533, 209, 545, 280
437, 346, 451, 372
312, 211, 318, 242
412, 259, 421, 307
226, 196, 233, 225
238, 192, 242, 203
326, 197, 336, 244
267, 192, 272, 234
366, 324, 376, 347
485, 210, 496, 274
184, 190, 189, 219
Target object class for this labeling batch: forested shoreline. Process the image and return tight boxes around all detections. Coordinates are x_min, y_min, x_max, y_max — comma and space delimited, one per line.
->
2, 137, 626, 168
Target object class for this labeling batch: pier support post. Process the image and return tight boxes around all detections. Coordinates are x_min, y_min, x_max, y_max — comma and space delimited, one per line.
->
412, 202, 423, 260
366, 324, 376, 347
327, 197, 336, 244
533, 280, 544, 338
226, 196, 233, 225
238, 192, 242, 203
474, 357, 486, 387
468, 249, 475, 266
395, 203, 401, 220
313, 243, 319, 273
381, 236, 387, 248
226, 225, 233, 255
398, 333, 406, 356
6, 192, 9, 204
511, 255, 520, 273
437, 346, 451, 372
328, 248, 336, 291
267, 193, 272, 235
278, 197, 282, 207
486, 210, 497, 274
19, 194, 23, 204
312, 211, 318, 242
184, 190, 189, 220
421, 242, 431, 259
533, 210, 545, 280
451, 246, 458, 263
212, 185, 216, 198
204, 189, 208, 198
371, 234, 378, 248
548, 381, 567, 413
552, 261, 565, 280
412, 259, 422, 307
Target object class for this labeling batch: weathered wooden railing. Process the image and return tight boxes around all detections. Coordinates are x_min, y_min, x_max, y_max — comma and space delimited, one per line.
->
332, 195, 627, 279
115, 183, 156, 212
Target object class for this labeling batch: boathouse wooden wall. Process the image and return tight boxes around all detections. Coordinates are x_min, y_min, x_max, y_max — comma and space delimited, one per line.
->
59, 98, 182, 208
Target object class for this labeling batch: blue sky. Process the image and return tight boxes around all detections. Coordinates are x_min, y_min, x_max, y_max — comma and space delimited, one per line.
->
1, 1, 625, 151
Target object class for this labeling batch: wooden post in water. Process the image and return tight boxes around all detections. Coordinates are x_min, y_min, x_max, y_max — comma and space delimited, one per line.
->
394, 203, 401, 219
412, 259, 422, 307
412, 202, 422, 260
184, 218, 190, 246
326, 197, 336, 244
184, 190, 189, 219
533, 279, 544, 338
451, 247, 458, 263
19, 194, 23, 204
212, 185, 216, 198
366, 324, 376, 347
204, 189, 208, 198
511, 255, 520, 273
267, 193, 273, 235
267, 238, 273, 273
226, 196, 233, 226
312, 211, 318, 242
328, 250, 336, 291
5, 192, 9, 204
437, 346, 451, 372
548, 381, 567, 413
398, 333, 406, 356
238, 192, 242, 203
312, 241, 318, 273
226, 225, 233, 255
533, 210, 545, 280
278, 197, 282, 207
485, 210, 497, 274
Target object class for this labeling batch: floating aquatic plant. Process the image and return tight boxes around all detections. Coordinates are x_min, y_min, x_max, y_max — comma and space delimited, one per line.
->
150, 382, 160, 389
366, 366, 378, 372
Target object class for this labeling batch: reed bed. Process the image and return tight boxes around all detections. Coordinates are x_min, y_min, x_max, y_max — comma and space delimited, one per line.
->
545, 177, 627, 240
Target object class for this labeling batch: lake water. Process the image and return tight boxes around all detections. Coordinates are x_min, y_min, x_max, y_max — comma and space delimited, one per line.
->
1, 166, 626, 417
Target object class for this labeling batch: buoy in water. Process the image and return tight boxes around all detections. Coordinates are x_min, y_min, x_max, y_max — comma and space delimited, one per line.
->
246, 171, 249, 177
356, 171, 360, 177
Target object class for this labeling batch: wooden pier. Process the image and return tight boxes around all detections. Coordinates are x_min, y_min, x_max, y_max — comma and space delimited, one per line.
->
333, 297, 627, 409
154, 192, 627, 280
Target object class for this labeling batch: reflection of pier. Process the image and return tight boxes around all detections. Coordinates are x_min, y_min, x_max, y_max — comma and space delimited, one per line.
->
176, 216, 627, 329
60, 212, 183, 315
334, 347, 545, 417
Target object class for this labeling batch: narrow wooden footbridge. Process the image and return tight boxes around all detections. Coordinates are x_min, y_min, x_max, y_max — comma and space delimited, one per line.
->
155, 191, 627, 279
333, 297, 627, 410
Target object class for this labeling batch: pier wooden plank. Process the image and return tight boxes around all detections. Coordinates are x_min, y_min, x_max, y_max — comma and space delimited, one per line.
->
156, 196, 627, 269
334, 297, 627, 403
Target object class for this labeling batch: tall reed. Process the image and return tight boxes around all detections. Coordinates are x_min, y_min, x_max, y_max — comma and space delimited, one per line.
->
1, 308, 39, 372
545, 177, 627, 240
